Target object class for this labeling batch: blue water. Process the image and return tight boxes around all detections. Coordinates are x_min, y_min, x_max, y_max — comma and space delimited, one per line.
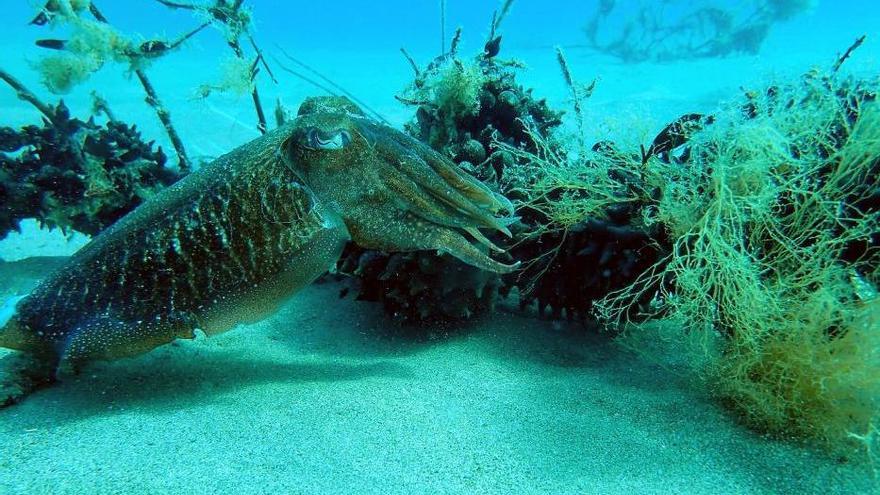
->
5, 1, 878, 54
3, 1, 879, 137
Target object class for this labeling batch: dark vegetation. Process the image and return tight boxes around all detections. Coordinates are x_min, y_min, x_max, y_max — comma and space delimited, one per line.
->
0, 93, 179, 238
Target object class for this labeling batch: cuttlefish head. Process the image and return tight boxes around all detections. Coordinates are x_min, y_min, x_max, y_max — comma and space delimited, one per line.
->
281, 97, 519, 273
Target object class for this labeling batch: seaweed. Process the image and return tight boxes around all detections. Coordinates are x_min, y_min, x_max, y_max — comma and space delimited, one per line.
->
496, 122, 666, 320
153, 0, 274, 134
591, 71, 880, 458
28, 0, 276, 173
481, 33, 880, 456
29, 0, 195, 170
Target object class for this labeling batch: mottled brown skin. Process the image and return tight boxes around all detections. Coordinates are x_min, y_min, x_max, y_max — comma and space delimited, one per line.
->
0, 97, 516, 404
285, 101, 517, 272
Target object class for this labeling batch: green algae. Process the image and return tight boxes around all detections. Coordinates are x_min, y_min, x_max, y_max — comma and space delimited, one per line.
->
33, 3, 135, 94
400, 58, 488, 152
601, 73, 880, 460
496, 123, 645, 238
196, 56, 255, 98
507, 69, 880, 461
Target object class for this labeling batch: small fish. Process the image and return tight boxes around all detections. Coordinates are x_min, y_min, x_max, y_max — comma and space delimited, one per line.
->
642, 113, 714, 164
35, 39, 67, 50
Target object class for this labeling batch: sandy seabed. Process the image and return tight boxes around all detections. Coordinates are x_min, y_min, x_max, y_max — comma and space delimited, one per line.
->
0, 261, 876, 495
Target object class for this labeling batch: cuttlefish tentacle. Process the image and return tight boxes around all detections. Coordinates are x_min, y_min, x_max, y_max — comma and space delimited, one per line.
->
463, 227, 506, 253
385, 128, 514, 214
430, 226, 515, 273
296, 113, 519, 272
377, 166, 507, 255
379, 164, 471, 229
367, 127, 514, 234
374, 150, 501, 231
342, 203, 517, 274
283, 103, 519, 274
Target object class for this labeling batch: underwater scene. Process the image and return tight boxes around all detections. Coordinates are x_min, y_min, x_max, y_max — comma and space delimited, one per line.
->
1, 0, 879, 493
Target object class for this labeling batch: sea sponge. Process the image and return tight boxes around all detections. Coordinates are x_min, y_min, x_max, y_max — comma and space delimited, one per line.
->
336, 248, 502, 322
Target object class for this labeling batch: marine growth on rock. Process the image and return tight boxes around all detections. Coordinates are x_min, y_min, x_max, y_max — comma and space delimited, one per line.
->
0, 100, 183, 239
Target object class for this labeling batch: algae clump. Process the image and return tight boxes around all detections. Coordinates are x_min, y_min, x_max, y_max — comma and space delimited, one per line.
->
196, 56, 255, 98
401, 58, 487, 151
36, 53, 100, 94
34, 9, 135, 94
497, 124, 646, 238
593, 73, 880, 459
508, 68, 880, 460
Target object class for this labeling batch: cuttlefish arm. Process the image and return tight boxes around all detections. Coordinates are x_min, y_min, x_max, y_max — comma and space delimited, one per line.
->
284, 101, 519, 274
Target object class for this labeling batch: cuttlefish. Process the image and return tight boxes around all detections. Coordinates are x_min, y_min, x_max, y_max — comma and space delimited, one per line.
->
0, 96, 517, 405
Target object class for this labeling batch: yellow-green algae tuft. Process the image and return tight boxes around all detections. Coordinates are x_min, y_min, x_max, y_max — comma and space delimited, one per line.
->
400, 58, 488, 150
196, 56, 255, 98
508, 69, 880, 462
600, 74, 880, 460
34, 11, 134, 94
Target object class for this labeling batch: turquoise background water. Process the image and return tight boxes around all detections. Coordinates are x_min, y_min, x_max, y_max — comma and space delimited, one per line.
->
5, 1, 879, 61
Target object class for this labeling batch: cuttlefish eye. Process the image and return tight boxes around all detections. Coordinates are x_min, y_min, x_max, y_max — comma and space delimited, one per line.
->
304, 127, 352, 151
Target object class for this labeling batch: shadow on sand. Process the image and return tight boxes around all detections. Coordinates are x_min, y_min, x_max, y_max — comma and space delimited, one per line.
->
2, 348, 411, 423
